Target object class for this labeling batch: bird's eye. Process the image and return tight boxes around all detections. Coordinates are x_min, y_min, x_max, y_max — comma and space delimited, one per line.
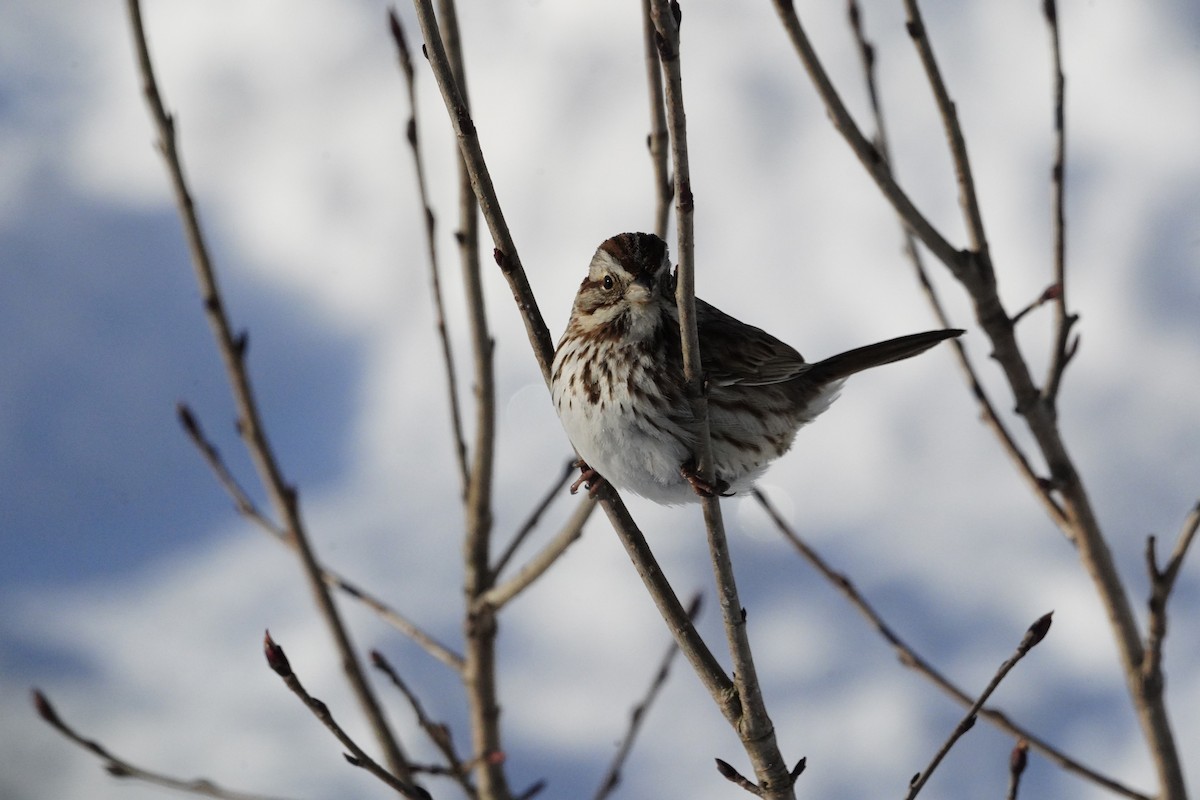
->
602, 274, 614, 291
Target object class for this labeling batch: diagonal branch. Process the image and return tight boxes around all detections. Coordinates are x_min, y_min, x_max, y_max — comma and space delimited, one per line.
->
592, 594, 702, 800
177, 402, 464, 671
33, 690, 293, 800
126, 0, 411, 780
844, 1, 1067, 530
262, 634, 429, 799
754, 489, 1152, 800
905, 614, 1053, 799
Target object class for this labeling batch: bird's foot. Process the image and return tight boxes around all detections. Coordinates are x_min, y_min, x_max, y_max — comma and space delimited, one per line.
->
570, 460, 607, 497
680, 462, 732, 498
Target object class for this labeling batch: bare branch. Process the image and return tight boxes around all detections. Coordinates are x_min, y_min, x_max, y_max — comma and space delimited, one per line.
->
843, 2, 1068, 531
371, 650, 475, 797
126, 0, 410, 777
177, 401, 464, 671
388, 8, 470, 497
262, 634, 429, 799
1007, 740, 1030, 800
783, 4, 1186, 792
769, 0, 967, 280
651, 3, 793, 796
481, 494, 596, 611
905, 613, 1052, 799
754, 489, 1152, 800
410, 0, 554, 380
491, 459, 578, 581
1040, 0, 1077, 408
32, 690, 293, 800
592, 594, 702, 800
640, 0, 672, 238
901, 0, 990, 261
1143, 498, 1200, 708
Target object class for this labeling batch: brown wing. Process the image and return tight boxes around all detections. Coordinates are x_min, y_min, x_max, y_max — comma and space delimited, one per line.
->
696, 298, 811, 387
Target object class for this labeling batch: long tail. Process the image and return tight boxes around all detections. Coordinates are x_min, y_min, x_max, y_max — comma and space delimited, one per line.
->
805, 329, 963, 385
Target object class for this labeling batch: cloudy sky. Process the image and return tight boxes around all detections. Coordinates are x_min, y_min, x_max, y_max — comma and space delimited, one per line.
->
2, 1, 1198, 799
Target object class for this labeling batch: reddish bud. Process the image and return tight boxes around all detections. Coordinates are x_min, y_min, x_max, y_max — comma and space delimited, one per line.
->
263, 630, 292, 677
1010, 739, 1029, 774
32, 689, 60, 726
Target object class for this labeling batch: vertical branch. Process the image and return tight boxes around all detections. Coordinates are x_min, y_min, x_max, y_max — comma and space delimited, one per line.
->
126, 0, 412, 783
388, 9, 471, 498
650, 3, 794, 797
1040, 0, 1077, 407
640, 0, 672, 238
420, 2, 510, 797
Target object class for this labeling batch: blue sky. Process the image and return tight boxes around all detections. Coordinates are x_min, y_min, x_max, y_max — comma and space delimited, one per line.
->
2, 1, 1199, 799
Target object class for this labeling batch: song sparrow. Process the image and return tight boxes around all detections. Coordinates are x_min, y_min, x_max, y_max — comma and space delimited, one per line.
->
551, 232, 962, 505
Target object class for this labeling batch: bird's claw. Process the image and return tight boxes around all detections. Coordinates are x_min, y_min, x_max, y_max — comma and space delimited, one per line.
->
570, 460, 607, 497
680, 462, 732, 498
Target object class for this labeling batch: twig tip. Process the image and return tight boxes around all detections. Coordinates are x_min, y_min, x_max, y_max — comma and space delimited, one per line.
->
262, 630, 292, 677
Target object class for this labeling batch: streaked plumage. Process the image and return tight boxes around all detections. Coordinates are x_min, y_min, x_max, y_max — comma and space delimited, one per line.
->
551, 232, 961, 504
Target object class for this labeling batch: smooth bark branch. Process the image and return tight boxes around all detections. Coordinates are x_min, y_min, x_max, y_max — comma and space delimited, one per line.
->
178, 402, 464, 670
409, 0, 733, 727
905, 614, 1052, 799
1040, 0, 1077, 407
126, 0, 411, 781
844, 1, 1068, 530
773, 4, 1186, 796
372, 650, 476, 797
388, 9, 470, 497
652, 2, 794, 797
262, 635, 429, 799
33, 690, 293, 800
755, 489, 1150, 800
640, 0, 672, 238
410, 0, 553, 380
591, 594, 702, 800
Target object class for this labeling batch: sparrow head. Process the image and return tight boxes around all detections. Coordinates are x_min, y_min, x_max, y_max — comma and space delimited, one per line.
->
571, 232, 674, 339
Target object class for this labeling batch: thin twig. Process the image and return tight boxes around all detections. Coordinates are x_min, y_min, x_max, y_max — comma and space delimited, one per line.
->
411, 0, 553, 381
177, 402, 464, 670
780, 5, 1186, 794
126, 0, 411, 779
371, 650, 475, 798
32, 690, 293, 800
480, 494, 596, 611
419, 1, 512, 795
262, 634, 429, 799
844, 1, 1068, 531
1040, 0, 1077, 408
754, 489, 1152, 800
388, 8, 470, 498
1143, 499, 1200, 704
640, 0, 672, 238
901, 0, 990, 261
408, 0, 733, 730
491, 459, 577, 581
652, 3, 793, 796
905, 613, 1053, 799
592, 593, 702, 800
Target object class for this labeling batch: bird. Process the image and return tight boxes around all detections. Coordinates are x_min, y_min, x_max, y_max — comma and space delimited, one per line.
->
550, 231, 962, 504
